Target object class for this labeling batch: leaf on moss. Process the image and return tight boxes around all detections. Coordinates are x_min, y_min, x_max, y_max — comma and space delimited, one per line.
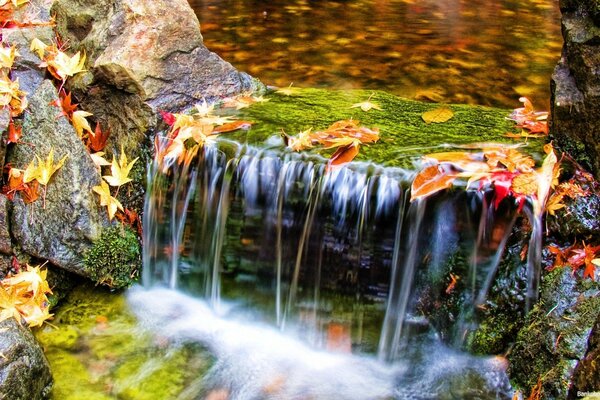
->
422, 107, 454, 124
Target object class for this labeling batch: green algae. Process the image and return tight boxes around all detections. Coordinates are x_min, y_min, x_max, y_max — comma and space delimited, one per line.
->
227, 88, 544, 169
35, 284, 212, 400
82, 225, 141, 289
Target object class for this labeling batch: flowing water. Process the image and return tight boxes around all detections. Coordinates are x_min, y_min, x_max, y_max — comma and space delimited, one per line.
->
135, 138, 542, 398
188, 0, 561, 108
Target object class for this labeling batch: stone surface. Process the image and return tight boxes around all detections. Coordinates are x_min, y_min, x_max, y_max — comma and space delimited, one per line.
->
0, 196, 12, 255
52, 0, 260, 112
569, 313, 600, 398
0, 318, 53, 400
8, 80, 106, 274
550, 0, 600, 178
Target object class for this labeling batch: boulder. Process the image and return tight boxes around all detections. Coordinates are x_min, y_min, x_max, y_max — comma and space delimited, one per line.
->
0, 318, 53, 400
8, 80, 106, 274
52, 0, 261, 112
569, 313, 600, 398
550, 0, 600, 178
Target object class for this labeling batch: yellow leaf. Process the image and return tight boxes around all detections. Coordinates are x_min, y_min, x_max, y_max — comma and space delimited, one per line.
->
322, 136, 362, 149
90, 151, 111, 169
71, 110, 93, 137
22, 158, 39, 184
194, 99, 215, 117
287, 128, 313, 151
422, 107, 454, 124
0, 46, 19, 70
20, 299, 52, 328
0, 285, 23, 325
592, 259, 600, 267
92, 181, 123, 220
47, 50, 86, 81
29, 38, 48, 60
103, 145, 138, 187
34, 148, 67, 186
1, 265, 51, 299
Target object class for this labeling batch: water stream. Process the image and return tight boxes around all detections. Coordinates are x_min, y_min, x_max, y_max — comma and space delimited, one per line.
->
134, 139, 541, 398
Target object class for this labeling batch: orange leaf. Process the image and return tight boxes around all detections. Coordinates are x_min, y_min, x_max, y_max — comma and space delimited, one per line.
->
327, 143, 360, 170
410, 164, 457, 202
87, 122, 110, 152
212, 120, 253, 133
6, 120, 22, 144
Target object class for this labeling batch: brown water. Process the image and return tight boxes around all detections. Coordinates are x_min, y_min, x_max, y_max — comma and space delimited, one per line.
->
188, 0, 562, 108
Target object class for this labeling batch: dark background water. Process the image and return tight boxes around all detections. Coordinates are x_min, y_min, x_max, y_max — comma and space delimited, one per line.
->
188, 0, 562, 108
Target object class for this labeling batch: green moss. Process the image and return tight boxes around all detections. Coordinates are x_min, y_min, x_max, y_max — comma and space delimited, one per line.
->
83, 225, 141, 288
508, 268, 600, 398
226, 88, 545, 168
36, 284, 212, 400
468, 313, 521, 355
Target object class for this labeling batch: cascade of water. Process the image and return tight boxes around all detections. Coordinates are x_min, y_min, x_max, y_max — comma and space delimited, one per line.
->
143, 141, 537, 362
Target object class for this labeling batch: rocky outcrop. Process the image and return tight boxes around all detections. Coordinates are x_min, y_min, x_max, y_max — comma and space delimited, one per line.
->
52, 0, 260, 112
550, 0, 600, 178
569, 313, 600, 398
0, 318, 53, 400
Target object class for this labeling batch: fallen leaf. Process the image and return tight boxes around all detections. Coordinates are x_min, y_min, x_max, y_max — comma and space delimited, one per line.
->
351, 94, 382, 112
90, 152, 111, 169
6, 120, 22, 144
87, 122, 110, 152
46, 50, 86, 82
275, 83, 299, 96
422, 107, 454, 124
327, 143, 360, 170
71, 110, 93, 137
103, 145, 138, 188
93, 181, 123, 220
411, 164, 457, 201
212, 120, 253, 133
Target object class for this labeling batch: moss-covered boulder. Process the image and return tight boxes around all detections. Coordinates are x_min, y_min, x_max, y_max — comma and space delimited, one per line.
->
0, 318, 53, 400
508, 268, 600, 398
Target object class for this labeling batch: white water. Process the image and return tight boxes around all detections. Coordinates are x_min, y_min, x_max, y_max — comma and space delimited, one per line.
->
128, 287, 512, 400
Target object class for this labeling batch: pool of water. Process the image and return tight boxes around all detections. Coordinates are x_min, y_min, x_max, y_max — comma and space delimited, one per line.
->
188, 0, 562, 108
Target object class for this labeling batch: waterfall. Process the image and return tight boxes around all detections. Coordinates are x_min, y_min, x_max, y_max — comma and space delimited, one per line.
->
142, 141, 538, 360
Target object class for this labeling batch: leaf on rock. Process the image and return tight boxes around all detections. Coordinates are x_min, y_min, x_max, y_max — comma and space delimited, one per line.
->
212, 120, 253, 133
6, 120, 22, 144
46, 50, 86, 82
327, 143, 360, 170
422, 107, 454, 124
351, 95, 382, 112
93, 180, 123, 220
71, 110, 93, 138
103, 145, 138, 188
87, 123, 110, 152
34, 148, 67, 186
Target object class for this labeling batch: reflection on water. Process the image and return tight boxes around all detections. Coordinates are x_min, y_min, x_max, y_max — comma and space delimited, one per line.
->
188, 0, 561, 108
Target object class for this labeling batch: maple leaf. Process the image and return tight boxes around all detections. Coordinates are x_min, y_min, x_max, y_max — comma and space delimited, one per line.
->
445, 273, 459, 294
159, 110, 176, 126
568, 242, 600, 280
508, 97, 548, 135
71, 110, 93, 137
19, 298, 52, 328
90, 151, 111, 170
2, 265, 51, 298
546, 245, 570, 271
545, 193, 566, 216
0, 284, 23, 325
46, 50, 86, 82
286, 128, 314, 151
93, 181, 123, 220
194, 99, 215, 117
103, 146, 138, 188
411, 164, 457, 202
327, 143, 360, 171
29, 37, 48, 59
33, 148, 67, 186
87, 122, 110, 152
6, 120, 22, 144
351, 94, 382, 112
52, 90, 78, 120
0, 45, 19, 70
212, 120, 253, 134
422, 107, 454, 124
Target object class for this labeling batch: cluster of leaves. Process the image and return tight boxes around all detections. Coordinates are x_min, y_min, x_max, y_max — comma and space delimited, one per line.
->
93, 145, 138, 220
156, 98, 256, 171
30, 38, 86, 86
1, 36, 27, 135
283, 119, 379, 169
547, 242, 600, 280
0, 263, 53, 327
545, 168, 593, 216
0, 0, 53, 29
505, 97, 548, 139
411, 143, 559, 215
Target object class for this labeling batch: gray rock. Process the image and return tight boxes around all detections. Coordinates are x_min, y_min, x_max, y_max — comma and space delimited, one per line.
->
0, 109, 9, 190
8, 80, 106, 274
550, 0, 600, 178
0, 318, 53, 400
52, 0, 261, 112
0, 255, 12, 280
0, 196, 12, 255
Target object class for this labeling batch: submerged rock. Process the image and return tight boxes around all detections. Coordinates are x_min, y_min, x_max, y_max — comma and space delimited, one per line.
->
550, 0, 600, 178
0, 318, 53, 400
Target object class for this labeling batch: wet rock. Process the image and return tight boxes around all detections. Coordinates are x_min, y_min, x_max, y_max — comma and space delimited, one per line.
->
0, 255, 12, 279
8, 80, 106, 274
569, 313, 600, 398
550, 0, 600, 178
508, 268, 600, 399
52, 0, 261, 112
0, 318, 53, 400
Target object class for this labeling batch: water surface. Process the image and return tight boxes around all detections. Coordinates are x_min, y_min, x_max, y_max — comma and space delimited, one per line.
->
189, 0, 561, 108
